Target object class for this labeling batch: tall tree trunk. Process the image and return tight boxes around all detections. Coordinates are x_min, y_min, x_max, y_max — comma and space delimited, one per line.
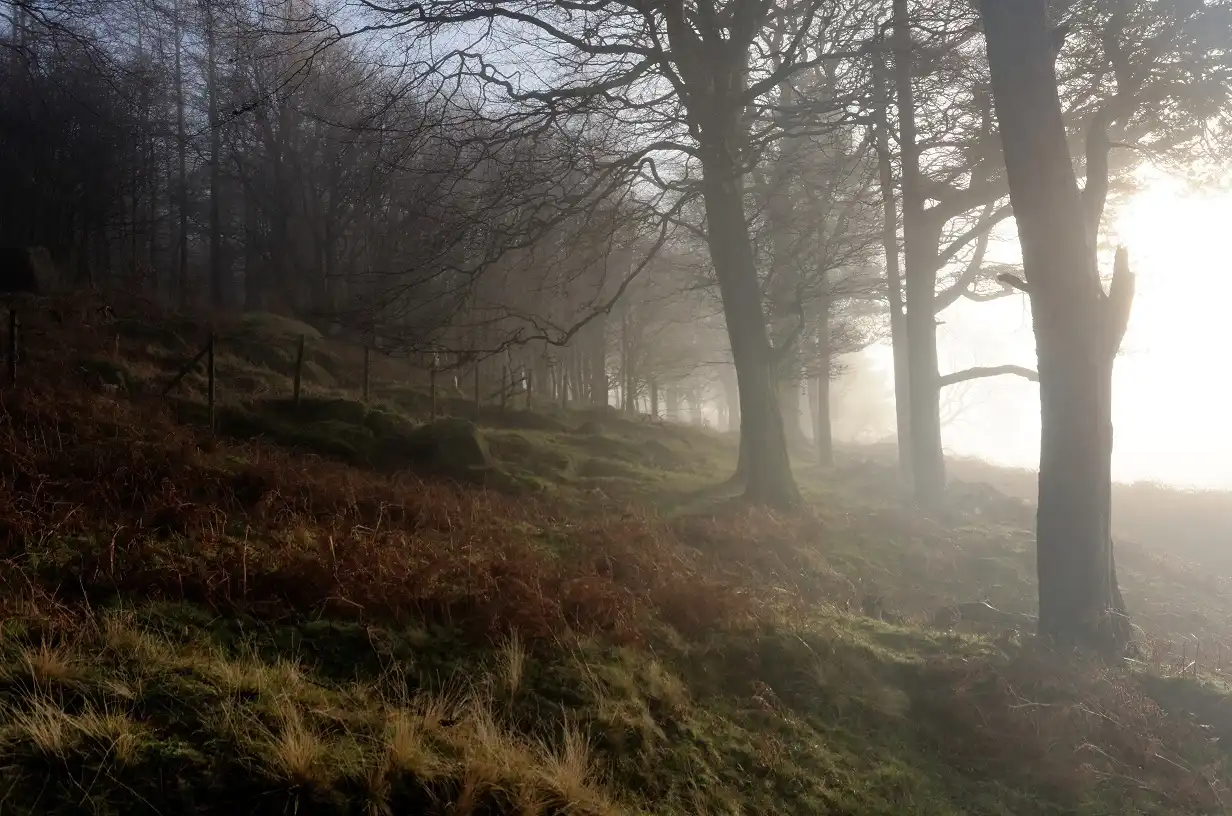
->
589, 315, 607, 405
174, 0, 188, 308
894, 0, 946, 506
981, 0, 1133, 654
814, 301, 834, 467
204, 4, 224, 310
874, 48, 912, 482
700, 149, 799, 506
243, 181, 263, 309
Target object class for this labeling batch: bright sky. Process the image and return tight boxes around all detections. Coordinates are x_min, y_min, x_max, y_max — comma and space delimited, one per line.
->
867, 174, 1232, 491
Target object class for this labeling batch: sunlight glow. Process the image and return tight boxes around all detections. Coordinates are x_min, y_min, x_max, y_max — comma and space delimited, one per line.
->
883, 175, 1232, 491
1104, 179, 1232, 489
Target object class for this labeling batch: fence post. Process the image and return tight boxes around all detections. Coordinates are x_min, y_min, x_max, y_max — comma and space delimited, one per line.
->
6, 309, 16, 386
473, 362, 481, 423
362, 347, 371, 402
292, 334, 305, 409
429, 361, 438, 421
207, 332, 216, 431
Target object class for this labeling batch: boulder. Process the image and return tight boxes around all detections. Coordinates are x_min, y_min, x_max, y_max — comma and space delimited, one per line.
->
407, 418, 493, 476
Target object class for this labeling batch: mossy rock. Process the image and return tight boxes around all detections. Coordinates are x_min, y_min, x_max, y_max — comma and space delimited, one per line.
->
576, 420, 604, 435
405, 418, 493, 476
487, 433, 573, 478
577, 457, 646, 480
494, 409, 571, 433
363, 407, 418, 439
233, 311, 323, 341
75, 357, 130, 393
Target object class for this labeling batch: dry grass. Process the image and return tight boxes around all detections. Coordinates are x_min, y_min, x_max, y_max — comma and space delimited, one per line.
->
500, 632, 528, 699
921, 643, 1227, 811
74, 701, 144, 765
6, 695, 78, 758
0, 306, 1229, 815
535, 719, 615, 814
253, 697, 336, 786
0, 382, 773, 645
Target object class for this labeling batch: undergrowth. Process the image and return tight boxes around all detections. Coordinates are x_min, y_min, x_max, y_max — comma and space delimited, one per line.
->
0, 298, 1229, 813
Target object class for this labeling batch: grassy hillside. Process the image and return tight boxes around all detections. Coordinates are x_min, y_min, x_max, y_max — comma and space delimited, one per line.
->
2, 298, 1232, 814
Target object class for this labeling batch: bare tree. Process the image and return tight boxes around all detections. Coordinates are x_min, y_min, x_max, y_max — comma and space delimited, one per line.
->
317, 0, 882, 505
980, 0, 1132, 653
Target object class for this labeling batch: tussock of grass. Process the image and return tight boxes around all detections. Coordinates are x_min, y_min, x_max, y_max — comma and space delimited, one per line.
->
252, 697, 335, 786
6, 695, 77, 757
499, 632, 527, 699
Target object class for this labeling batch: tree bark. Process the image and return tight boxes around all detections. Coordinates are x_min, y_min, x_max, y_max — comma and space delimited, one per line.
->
173, 0, 189, 308
981, 0, 1132, 655
589, 314, 607, 405
873, 48, 913, 482
701, 154, 800, 506
204, 3, 225, 310
894, 0, 946, 506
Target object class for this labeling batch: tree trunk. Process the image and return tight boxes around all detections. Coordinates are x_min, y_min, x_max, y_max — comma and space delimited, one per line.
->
813, 373, 833, 466
894, 0, 946, 506
700, 150, 799, 506
174, 0, 189, 308
589, 315, 607, 405
778, 378, 806, 450
204, 4, 225, 310
665, 386, 679, 422
981, 0, 1132, 654
873, 49, 913, 482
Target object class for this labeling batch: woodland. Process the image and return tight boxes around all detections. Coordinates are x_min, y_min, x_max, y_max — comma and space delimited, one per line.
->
1, 0, 1232, 812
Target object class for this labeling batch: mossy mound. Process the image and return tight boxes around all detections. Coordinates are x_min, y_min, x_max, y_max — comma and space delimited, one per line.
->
74, 357, 130, 393
404, 417, 493, 476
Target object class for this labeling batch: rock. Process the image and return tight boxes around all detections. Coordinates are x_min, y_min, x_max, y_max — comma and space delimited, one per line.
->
408, 418, 493, 475
76, 358, 129, 394
576, 420, 603, 435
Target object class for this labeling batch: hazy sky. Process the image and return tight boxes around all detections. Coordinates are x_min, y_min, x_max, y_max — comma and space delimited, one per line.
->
865, 173, 1230, 491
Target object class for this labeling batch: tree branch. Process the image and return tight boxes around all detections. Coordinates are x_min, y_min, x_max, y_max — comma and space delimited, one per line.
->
938, 365, 1039, 388
1106, 245, 1135, 356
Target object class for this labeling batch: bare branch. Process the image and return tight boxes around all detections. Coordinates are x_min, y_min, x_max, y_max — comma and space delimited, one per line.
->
938, 365, 1039, 388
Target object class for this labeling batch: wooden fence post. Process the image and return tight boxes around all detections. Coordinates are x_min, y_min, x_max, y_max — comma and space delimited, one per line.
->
292, 334, 305, 409
207, 332, 216, 431
6, 309, 16, 386
429, 361, 438, 421
362, 347, 371, 402
473, 363, 481, 423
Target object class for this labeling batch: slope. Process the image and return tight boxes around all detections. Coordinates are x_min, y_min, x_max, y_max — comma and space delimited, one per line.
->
0, 297, 1230, 815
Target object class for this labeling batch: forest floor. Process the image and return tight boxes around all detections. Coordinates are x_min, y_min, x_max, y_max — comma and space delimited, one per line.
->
2, 297, 1232, 815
